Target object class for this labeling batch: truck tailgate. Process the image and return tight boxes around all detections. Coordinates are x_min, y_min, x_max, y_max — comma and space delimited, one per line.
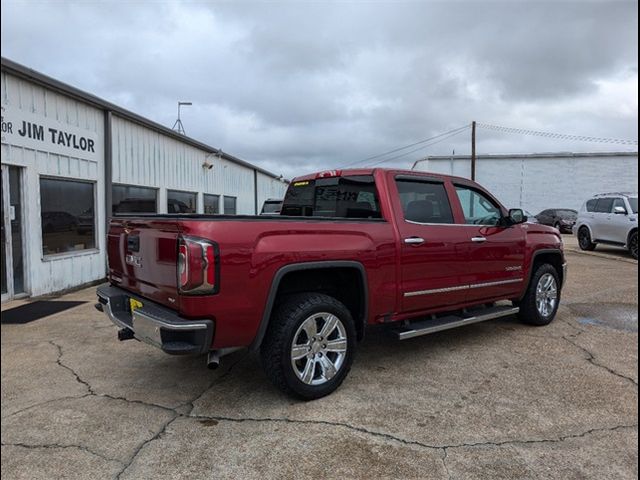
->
107, 218, 182, 310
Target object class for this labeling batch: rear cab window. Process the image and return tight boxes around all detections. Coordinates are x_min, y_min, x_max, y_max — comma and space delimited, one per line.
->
281, 175, 382, 219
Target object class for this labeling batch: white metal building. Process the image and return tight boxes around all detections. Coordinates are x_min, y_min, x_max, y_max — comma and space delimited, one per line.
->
1, 57, 288, 301
413, 152, 638, 215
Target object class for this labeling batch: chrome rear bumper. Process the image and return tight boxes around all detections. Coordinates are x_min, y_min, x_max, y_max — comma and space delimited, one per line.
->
96, 285, 213, 355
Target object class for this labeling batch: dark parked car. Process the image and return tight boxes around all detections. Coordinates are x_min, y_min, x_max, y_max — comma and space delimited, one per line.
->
535, 209, 577, 233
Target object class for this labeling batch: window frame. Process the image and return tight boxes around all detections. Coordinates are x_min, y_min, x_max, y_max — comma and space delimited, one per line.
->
394, 177, 455, 226
203, 193, 221, 215
223, 195, 237, 215
112, 183, 159, 215
452, 183, 505, 226
167, 189, 198, 214
39, 175, 98, 259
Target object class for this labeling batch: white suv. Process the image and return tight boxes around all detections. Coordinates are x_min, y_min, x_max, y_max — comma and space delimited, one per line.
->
574, 192, 638, 259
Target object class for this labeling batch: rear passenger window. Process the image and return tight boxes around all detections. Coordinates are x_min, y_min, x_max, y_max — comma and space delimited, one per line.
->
395, 179, 454, 224
586, 199, 597, 212
280, 175, 382, 219
594, 198, 614, 213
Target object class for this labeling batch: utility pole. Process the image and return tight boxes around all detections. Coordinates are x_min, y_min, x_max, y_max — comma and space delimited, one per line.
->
471, 121, 476, 180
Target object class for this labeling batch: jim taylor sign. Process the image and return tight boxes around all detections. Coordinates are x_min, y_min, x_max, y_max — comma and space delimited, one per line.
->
1, 105, 100, 161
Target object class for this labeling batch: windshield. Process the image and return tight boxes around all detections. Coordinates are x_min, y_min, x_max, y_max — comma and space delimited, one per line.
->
629, 197, 638, 214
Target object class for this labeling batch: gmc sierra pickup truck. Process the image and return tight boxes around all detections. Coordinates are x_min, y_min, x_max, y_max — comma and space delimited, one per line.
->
96, 168, 566, 399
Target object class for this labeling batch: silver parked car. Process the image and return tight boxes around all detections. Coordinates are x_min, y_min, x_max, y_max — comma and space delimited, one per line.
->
574, 192, 638, 259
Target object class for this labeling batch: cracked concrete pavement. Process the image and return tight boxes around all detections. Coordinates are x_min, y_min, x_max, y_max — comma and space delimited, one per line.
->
1, 246, 637, 479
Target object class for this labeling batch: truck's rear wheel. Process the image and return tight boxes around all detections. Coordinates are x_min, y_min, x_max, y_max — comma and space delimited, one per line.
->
260, 293, 356, 400
518, 264, 560, 326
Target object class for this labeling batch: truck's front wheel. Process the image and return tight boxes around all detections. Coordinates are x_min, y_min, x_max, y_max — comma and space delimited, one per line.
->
260, 293, 356, 400
518, 264, 560, 326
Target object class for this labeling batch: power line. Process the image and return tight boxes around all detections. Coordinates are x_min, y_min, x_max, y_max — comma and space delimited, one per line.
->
477, 123, 638, 146
341, 124, 471, 168
367, 127, 471, 167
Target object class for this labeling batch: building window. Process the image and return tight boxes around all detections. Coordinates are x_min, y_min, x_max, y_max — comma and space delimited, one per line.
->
112, 185, 157, 214
167, 190, 197, 213
40, 177, 96, 255
224, 196, 237, 215
204, 194, 220, 214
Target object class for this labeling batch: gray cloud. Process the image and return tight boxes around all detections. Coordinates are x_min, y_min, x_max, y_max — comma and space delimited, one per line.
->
2, 0, 637, 178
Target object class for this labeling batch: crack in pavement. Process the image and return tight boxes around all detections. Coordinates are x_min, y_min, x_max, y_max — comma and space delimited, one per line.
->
184, 413, 638, 452
114, 413, 180, 480
441, 447, 453, 480
1, 441, 123, 466
562, 334, 638, 387
184, 352, 251, 415
49, 340, 96, 395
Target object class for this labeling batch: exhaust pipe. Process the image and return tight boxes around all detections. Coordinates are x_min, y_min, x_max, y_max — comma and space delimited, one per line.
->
207, 351, 220, 370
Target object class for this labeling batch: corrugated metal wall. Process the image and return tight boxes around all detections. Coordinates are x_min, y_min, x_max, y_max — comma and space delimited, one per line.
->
111, 116, 287, 214
1, 71, 106, 296
414, 154, 639, 214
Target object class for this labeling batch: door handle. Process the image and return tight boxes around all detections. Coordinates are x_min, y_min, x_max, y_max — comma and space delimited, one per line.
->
404, 237, 425, 245
471, 236, 487, 243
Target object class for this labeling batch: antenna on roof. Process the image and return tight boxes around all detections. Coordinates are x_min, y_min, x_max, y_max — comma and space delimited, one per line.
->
172, 101, 192, 135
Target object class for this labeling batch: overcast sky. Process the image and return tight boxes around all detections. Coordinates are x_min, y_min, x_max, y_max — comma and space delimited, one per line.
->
2, 0, 637, 178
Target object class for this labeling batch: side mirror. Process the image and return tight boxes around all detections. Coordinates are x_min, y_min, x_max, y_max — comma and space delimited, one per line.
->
613, 206, 627, 215
508, 208, 526, 225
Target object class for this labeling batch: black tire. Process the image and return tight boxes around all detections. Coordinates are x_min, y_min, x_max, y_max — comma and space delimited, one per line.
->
260, 293, 356, 400
629, 231, 638, 260
518, 264, 561, 326
578, 227, 596, 251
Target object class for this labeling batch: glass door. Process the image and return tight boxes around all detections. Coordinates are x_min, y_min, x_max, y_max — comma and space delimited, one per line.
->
1, 164, 25, 302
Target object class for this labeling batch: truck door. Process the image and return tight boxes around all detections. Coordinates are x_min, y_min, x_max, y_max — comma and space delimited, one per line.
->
452, 184, 526, 303
392, 175, 469, 314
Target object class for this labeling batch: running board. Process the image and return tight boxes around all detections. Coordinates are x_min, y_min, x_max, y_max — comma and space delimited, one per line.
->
393, 305, 520, 340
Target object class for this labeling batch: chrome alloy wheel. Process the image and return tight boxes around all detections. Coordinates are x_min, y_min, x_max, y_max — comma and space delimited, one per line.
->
290, 312, 348, 386
535, 273, 558, 318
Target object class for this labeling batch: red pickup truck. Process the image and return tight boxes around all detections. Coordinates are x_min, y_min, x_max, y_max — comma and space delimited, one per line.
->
97, 168, 566, 399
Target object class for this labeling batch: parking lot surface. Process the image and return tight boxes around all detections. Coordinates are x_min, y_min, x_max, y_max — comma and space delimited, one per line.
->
1, 245, 637, 480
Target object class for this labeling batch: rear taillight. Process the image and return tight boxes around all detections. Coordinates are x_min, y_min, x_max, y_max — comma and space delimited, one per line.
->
177, 236, 220, 295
